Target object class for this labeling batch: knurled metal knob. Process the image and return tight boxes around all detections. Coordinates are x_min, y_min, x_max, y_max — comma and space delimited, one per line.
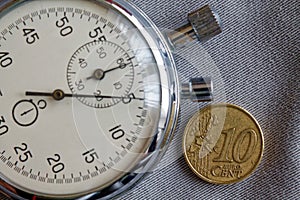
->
168, 5, 222, 48
181, 77, 213, 102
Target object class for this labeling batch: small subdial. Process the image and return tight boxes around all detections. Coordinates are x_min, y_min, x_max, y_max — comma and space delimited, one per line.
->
67, 40, 135, 108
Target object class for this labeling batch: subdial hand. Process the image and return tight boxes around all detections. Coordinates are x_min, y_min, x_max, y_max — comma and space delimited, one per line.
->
25, 89, 144, 101
86, 62, 127, 80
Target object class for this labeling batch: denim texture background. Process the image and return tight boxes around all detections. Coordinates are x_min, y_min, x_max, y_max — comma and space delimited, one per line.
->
120, 0, 300, 199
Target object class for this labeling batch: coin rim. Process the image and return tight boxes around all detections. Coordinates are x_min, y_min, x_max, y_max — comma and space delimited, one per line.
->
182, 103, 264, 184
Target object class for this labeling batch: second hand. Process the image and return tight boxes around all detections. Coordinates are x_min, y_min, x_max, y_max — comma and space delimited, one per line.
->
25, 89, 144, 101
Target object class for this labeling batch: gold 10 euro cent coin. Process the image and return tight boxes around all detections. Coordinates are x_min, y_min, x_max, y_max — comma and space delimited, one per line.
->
183, 103, 264, 184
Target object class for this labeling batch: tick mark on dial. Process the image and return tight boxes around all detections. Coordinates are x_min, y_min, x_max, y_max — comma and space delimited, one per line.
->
86, 46, 90, 53
114, 46, 120, 53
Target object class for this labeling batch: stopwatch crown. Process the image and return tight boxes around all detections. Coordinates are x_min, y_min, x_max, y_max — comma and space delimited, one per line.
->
167, 5, 222, 48
188, 5, 222, 43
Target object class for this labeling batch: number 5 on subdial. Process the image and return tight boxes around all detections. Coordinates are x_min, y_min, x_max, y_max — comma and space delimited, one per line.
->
94, 90, 103, 102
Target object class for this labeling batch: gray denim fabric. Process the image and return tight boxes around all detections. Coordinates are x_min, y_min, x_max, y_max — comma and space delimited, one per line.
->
119, 0, 300, 199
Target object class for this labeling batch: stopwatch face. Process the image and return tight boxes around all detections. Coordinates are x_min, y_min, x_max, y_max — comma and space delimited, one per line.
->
0, 0, 178, 199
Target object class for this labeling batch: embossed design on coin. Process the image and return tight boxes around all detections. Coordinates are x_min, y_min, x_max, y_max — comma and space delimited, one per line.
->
183, 104, 264, 184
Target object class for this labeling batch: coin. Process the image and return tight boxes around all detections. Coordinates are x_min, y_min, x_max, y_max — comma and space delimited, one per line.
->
183, 103, 264, 184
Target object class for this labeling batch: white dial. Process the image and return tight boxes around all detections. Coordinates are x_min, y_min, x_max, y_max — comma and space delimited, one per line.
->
0, 0, 172, 198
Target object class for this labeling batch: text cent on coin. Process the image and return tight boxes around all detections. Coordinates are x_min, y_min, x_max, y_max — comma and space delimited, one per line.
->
183, 104, 264, 184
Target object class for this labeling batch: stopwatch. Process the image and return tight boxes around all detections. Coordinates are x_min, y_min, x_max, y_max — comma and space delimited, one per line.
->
0, 0, 221, 199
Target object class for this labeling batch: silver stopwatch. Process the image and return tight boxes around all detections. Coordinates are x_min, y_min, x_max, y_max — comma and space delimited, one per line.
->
0, 0, 221, 199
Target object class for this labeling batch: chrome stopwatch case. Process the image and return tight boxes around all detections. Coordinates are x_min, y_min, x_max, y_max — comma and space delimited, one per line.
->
0, 0, 221, 199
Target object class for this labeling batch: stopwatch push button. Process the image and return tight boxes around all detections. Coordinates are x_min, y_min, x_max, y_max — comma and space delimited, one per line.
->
181, 77, 213, 102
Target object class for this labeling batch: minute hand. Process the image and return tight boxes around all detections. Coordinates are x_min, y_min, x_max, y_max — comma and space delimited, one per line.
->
25, 89, 144, 101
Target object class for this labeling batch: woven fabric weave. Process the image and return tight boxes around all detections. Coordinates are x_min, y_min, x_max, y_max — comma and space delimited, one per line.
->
120, 0, 300, 199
